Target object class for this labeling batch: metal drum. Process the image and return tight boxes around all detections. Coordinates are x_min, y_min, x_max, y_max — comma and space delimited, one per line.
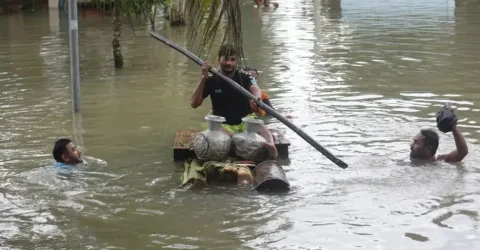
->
253, 160, 290, 192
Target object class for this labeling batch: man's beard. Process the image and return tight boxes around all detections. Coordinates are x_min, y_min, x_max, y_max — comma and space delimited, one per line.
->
410, 150, 418, 159
72, 156, 83, 164
221, 66, 234, 73
410, 149, 427, 160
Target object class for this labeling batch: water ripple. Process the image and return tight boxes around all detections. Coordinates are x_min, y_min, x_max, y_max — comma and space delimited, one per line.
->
0, 1, 479, 249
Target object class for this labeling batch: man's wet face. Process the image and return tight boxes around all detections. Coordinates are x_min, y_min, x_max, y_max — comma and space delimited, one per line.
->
247, 70, 258, 79
64, 142, 82, 164
410, 133, 428, 159
219, 55, 237, 73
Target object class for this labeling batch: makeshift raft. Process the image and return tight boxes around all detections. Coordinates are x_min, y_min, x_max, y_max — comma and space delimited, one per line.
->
174, 129, 292, 192
181, 159, 290, 192
173, 129, 291, 161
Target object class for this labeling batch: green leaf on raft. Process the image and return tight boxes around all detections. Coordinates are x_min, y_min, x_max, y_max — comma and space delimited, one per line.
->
181, 159, 207, 188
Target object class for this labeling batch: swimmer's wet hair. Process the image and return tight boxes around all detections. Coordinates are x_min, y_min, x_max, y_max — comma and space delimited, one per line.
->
53, 138, 72, 163
243, 67, 258, 75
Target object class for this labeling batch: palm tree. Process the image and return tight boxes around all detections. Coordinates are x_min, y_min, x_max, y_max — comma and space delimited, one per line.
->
111, 0, 244, 69
169, 0, 185, 26
110, 0, 170, 68
112, 0, 123, 68
138, 0, 171, 30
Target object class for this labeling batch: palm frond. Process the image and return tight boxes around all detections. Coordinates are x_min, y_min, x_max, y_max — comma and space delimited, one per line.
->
119, 0, 170, 31
185, 0, 245, 67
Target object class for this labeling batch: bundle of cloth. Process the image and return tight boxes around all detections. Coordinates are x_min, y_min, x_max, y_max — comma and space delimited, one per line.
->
437, 103, 458, 133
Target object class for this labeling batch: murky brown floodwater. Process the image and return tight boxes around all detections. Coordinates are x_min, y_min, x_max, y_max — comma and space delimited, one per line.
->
1, 0, 480, 249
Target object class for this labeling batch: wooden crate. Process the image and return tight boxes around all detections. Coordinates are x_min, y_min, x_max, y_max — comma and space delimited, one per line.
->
173, 129, 290, 161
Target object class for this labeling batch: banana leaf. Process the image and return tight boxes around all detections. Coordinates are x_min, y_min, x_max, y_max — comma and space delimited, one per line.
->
181, 159, 207, 188
181, 159, 254, 188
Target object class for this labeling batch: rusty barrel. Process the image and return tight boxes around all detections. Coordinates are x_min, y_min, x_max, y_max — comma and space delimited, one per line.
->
253, 160, 290, 192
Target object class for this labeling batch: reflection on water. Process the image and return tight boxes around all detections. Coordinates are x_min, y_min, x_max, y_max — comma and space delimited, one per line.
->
1, 0, 480, 249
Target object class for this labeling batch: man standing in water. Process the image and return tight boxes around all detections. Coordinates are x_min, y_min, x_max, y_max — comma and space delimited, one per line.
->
53, 138, 83, 167
410, 105, 468, 163
243, 66, 294, 119
190, 44, 278, 159
243, 67, 274, 112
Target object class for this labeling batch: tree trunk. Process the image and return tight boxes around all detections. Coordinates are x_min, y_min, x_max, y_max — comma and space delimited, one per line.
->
149, 6, 156, 31
164, 5, 170, 20
170, 0, 185, 26
112, 0, 124, 68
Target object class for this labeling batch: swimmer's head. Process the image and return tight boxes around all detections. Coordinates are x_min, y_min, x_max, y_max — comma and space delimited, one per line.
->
410, 129, 439, 160
53, 138, 83, 165
244, 67, 258, 79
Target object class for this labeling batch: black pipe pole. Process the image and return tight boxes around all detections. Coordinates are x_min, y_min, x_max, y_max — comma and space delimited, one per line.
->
149, 32, 348, 169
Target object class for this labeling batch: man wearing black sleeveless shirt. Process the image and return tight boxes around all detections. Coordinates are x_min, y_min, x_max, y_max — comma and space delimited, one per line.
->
190, 45, 278, 159
201, 70, 255, 125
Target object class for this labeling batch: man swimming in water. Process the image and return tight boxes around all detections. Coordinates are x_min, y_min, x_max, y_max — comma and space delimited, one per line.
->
243, 67, 274, 113
410, 105, 468, 163
53, 138, 83, 167
243, 66, 295, 119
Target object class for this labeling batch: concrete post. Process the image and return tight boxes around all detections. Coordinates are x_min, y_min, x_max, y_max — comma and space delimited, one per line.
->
68, 0, 81, 113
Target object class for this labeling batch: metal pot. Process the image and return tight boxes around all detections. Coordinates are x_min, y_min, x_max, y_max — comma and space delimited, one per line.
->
193, 115, 232, 161
232, 117, 268, 161
253, 160, 290, 192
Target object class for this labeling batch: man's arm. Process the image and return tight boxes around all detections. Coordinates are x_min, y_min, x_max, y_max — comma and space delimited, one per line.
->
249, 85, 262, 100
243, 72, 262, 100
437, 127, 468, 163
247, 76, 263, 113
190, 76, 207, 108
190, 63, 210, 108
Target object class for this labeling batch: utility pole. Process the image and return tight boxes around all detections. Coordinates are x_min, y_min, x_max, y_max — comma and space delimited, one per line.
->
68, 0, 81, 112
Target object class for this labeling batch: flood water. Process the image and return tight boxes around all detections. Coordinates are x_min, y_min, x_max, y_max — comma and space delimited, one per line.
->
1, 0, 480, 249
